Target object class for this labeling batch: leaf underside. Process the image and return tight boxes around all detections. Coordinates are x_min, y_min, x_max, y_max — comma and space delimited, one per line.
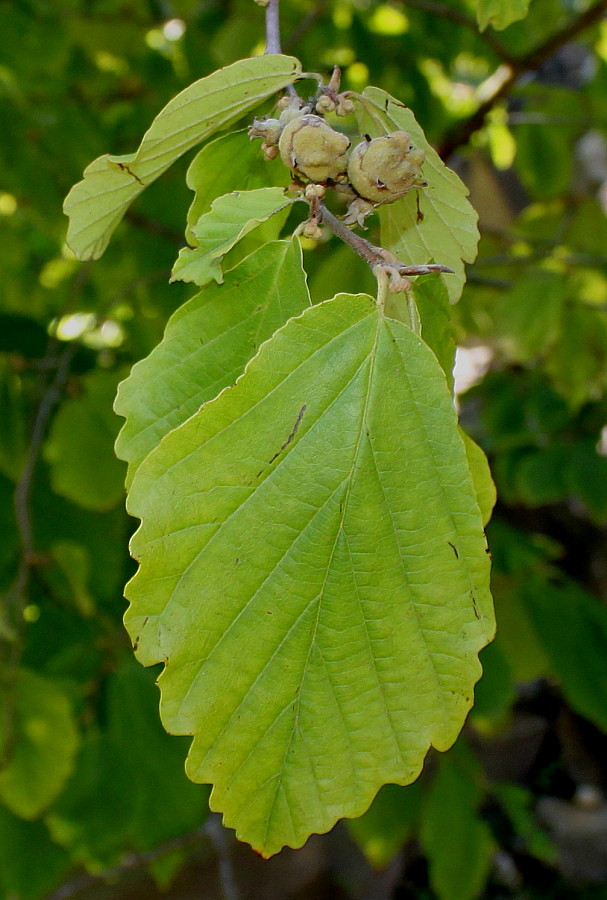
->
124, 293, 494, 856
63, 55, 302, 260
356, 88, 480, 304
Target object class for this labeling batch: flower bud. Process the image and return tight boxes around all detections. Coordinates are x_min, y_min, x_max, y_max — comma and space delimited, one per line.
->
248, 117, 283, 146
347, 131, 426, 204
316, 94, 337, 114
278, 114, 350, 184
336, 96, 355, 117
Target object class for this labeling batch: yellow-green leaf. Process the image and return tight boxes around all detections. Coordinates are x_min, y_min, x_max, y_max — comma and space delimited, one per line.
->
63, 55, 302, 260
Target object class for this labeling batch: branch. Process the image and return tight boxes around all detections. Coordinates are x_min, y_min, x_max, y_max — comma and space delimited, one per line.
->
400, 0, 516, 64
438, 0, 607, 159
0, 264, 90, 769
318, 203, 453, 277
42, 816, 240, 900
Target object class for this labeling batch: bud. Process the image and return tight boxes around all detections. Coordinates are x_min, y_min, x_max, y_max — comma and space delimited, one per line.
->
316, 94, 337, 114
302, 220, 323, 240
336, 96, 355, 117
347, 131, 426, 204
248, 117, 283, 146
278, 114, 350, 184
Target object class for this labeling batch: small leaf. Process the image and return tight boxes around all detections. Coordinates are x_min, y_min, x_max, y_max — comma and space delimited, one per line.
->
44, 369, 126, 512
494, 784, 557, 863
420, 744, 494, 900
347, 781, 421, 868
185, 130, 290, 246
356, 88, 480, 303
461, 431, 496, 527
0, 670, 79, 819
63, 55, 302, 260
477, 0, 531, 31
171, 187, 297, 286
125, 293, 494, 856
115, 239, 310, 487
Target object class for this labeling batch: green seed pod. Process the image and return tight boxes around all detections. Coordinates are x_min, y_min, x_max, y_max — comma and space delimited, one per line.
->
347, 131, 426, 204
278, 114, 350, 184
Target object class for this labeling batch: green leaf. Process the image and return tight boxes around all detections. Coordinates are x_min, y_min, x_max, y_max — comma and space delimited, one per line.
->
356, 88, 480, 303
472, 639, 515, 721
0, 669, 79, 819
524, 578, 607, 733
125, 293, 494, 856
494, 784, 557, 864
171, 187, 297, 286
115, 239, 311, 488
347, 781, 421, 868
496, 269, 565, 362
185, 130, 290, 246
477, 0, 531, 31
44, 369, 126, 512
420, 744, 494, 900
514, 123, 574, 200
63, 54, 302, 259
462, 432, 496, 527
0, 804, 70, 900
47, 661, 208, 872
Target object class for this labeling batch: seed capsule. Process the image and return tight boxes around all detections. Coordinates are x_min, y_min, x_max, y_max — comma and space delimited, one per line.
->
278, 114, 350, 184
347, 131, 426, 204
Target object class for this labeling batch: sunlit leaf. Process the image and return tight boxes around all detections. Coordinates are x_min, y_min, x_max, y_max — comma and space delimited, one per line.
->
63, 55, 302, 259
125, 293, 494, 856
171, 187, 297, 286
115, 239, 310, 488
355, 88, 480, 303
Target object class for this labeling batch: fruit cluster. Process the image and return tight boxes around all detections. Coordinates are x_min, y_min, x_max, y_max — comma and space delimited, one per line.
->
248, 98, 426, 227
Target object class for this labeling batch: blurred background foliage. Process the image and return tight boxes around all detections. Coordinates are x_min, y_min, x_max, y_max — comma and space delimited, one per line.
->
3, 0, 607, 897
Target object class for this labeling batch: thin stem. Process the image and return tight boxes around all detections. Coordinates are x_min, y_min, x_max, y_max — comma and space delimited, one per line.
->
42, 826, 208, 900
318, 203, 453, 277
319, 203, 383, 267
0, 264, 90, 771
204, 814, 242, 900
265, 0, 282, 54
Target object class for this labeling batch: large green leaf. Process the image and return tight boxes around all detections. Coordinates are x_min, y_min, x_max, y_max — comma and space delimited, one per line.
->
124, 293, 494, 856
171, 187, 297, 286
63, 55, 302, 260
115, 239, 310, 488
0, 669, 79, 819
355, 88, 480, 303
